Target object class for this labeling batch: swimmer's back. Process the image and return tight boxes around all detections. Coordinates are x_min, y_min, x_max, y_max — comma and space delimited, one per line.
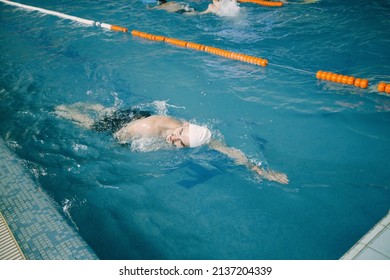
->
114, 115, 182, 142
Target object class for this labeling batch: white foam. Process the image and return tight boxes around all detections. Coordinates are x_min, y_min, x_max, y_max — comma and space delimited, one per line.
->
130, 137, 173, 152
73, 143, 88, 152
216, 0, 241, 17
152, 100, 186, 115
152, 100, 170, 116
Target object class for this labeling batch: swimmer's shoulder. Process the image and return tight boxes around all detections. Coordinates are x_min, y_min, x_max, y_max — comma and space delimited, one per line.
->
145, 115, 182, 126
129, 115, 181, 127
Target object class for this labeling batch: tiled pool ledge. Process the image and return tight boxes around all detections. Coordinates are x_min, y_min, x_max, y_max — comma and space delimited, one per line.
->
341, 210, 390, 260
0, 137, 98, 260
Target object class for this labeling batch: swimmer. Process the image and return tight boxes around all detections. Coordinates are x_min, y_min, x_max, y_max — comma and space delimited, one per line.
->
198, 0, 222, 15
199, 0, 241, 16
55, 102, 289, 185
147, 0, 198, 15
148, 0, 235, 16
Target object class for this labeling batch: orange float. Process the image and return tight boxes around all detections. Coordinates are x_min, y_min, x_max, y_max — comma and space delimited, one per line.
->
133, 30, 155, 40
378, 82, 386, 92
378, 82, 390, 94
164, 37, 187, 48
238, 0, 283, 7
110, 25, 128, 33
258, 59, 268, 67
316, 70, 369, 89
153, 35, 166, 42
204, 46, 217, 54
131, 29, 268, 67
186, 42, 205, 51
131, 30, 140, 36
360, 79, 369, 89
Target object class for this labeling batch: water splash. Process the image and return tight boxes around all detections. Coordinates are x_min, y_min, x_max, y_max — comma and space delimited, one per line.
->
216, 0, 241, 17
133, 99, 185, 115
152, 100, 171, 115
61, 197, 86, 230
130, 137, 173, 152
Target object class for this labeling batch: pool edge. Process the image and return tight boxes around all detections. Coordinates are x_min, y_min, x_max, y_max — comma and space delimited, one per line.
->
340, 210, 390, 260
0, 137, 98, 260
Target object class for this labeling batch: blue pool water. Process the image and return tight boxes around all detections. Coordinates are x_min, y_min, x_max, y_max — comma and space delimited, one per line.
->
1, 0, 390, 259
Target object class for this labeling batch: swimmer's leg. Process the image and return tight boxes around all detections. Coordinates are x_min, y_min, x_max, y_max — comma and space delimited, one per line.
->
71, 102, 115, 117
55, 104, 95, 129
54, 103, 115, 129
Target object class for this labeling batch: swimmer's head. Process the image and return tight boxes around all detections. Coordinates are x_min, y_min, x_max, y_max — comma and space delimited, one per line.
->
166, 123, 211, 148
188, 123, 212, 148
157, 0, 167, 4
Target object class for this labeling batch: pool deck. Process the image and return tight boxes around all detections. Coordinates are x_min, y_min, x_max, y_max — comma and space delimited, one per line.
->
341, 210, 390, 260
0, 137, 98, 260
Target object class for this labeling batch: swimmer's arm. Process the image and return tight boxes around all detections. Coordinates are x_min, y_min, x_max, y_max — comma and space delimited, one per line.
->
209, 140, 289, 184
146, 4, 162, 10
198, 9, 211, 15
209, 140, 249, 165
198, 4, 214, 15
114, 124, 138, 144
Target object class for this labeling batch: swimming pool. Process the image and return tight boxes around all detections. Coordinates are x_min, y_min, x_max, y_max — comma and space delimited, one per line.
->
0, 0, 389, 259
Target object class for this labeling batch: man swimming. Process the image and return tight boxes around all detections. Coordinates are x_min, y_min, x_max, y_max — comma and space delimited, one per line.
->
55, 102, 289, 184
148, 0, 231, 16
198, 0, 222, 15
147, 0, 198, 14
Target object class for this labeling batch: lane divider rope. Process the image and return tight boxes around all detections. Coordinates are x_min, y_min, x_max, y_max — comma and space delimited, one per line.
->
1, 0, 389, 95
378, 82, 390, 94
316, 70, 369, 89
0, 0, 128, 32
131, 30, 269, 67
237, 0, 284, 7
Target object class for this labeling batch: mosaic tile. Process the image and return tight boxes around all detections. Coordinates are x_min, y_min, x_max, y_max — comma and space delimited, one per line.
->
0, 138, 98, 260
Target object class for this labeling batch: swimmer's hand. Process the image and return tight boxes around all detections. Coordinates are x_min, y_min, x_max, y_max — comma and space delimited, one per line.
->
252, 166, 289, 185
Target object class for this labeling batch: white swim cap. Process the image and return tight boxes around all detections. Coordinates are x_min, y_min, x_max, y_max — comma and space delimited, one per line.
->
188, 124, 212, 148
